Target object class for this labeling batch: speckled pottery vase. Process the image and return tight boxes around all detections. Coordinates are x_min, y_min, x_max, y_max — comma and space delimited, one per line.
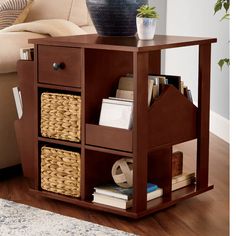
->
86, 0, 148, 36
136, 17, 157, 40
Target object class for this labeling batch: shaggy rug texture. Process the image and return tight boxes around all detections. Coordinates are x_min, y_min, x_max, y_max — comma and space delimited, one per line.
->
0, 198, 136, 236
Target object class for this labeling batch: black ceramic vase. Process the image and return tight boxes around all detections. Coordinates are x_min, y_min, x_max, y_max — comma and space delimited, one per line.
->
86, 0, 148, 36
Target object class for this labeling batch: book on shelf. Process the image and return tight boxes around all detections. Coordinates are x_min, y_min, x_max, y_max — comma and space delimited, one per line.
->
20, 47, 34, 60
164, 75, 181, 90
172, 172, 195, 191
158, 76, 168, 85
172, 151, 183, 177
183, 86, 193, 103
186, 89, 193, 102
180, 81, 184, 94
12, 87, 23, 119
99, 98, 133, 129
118, 76, 154, 106
94, 183, 158, 200
118, 76, 133, 91
148, 75, 160, 99
98, 73, 191, 130
149, 74, 181, 96
93, 183, 163, 209
93, 193, 132, 209
118, 74, 194, 103
108, 97, 133, 102
116, 89, 134, 100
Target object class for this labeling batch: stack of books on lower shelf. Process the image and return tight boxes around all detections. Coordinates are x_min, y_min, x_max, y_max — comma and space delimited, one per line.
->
93, 183, 163, 209
172, 172, 195, 191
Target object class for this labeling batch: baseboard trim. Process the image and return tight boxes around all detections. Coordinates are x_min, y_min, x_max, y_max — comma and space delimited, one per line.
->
210, 110, 229, 143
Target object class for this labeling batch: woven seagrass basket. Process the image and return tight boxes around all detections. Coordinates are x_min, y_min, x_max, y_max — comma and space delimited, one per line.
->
41, 92, 81, 142
41, 146, 81, 197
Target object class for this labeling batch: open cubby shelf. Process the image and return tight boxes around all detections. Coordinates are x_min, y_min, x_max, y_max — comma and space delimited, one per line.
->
16, 34, 216, 218
30, 184, 213, 219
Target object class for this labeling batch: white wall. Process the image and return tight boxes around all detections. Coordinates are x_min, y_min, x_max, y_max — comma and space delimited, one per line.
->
149, 0, 167, 35
150, 0, 229, 141
149, 0, 167, 71
164, 0, 229, 141
165, 0, 229, 118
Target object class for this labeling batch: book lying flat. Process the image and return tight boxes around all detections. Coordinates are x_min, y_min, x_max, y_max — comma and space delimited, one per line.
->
172, 172, 195, 191
93, 193, 132, 209
108, 97, 133, 102
93, 188, 163, 209
172, 172, 195, 184
94, 183, 158, 200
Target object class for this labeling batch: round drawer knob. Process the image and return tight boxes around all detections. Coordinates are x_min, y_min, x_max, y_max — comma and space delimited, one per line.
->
53, 62, 65, 71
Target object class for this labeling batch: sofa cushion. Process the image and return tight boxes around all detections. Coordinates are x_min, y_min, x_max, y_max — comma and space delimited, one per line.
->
26, 0, 73, 22
25, 0, 89, 27
69, 0, 89, 26
0, 31, 46, 73
0, 0, 32, 30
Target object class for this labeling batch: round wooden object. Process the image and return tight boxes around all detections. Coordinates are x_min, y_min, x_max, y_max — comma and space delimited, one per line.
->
111, 158, 133, 188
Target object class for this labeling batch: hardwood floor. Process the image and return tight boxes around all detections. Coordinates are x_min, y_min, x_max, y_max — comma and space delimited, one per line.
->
0, 134, 229, 236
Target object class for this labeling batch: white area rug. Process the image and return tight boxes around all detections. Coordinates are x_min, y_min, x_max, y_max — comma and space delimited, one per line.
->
0, 198, 136, 236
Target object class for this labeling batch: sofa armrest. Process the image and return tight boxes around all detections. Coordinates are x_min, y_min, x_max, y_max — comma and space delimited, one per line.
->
0, 32, 46, 74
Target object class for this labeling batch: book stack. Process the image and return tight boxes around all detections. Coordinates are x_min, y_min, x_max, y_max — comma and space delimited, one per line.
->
149, 74, 193, 103
20, 47, 34, 60
93, 183, 163, 209
109, 74, 193, 104
172, 172, 195, 191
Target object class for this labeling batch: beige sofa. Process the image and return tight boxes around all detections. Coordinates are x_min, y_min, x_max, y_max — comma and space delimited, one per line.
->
0, 0, 95, 169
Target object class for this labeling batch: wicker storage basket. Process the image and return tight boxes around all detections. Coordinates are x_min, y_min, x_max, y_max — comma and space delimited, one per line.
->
41, 92, 81, 142
41, 146, 81, 197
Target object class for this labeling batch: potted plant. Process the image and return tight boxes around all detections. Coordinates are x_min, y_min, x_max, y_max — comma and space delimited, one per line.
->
136, 5, 159, 40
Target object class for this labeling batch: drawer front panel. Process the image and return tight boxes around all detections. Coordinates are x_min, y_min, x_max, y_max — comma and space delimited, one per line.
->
86, 124, 133, 152
38, 45, 81, 87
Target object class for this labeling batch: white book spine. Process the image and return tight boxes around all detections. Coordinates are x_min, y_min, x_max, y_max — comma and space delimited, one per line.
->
12, 87, 23, 119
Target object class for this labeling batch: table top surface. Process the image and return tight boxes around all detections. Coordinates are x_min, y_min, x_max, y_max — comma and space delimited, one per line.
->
30, 34, 217, 52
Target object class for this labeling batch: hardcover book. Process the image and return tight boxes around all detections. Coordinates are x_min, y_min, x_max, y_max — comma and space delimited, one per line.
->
117, 76, 154, 106
172, 151, 183, 177
94, 183, 158, 200
172, 172, 195, 191
12, 87, 23, 119
116, 89, 134, 100
93, 187, 163, 209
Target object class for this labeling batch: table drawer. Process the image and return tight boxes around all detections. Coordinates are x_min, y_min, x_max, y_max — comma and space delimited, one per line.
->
38, 45, 81, 87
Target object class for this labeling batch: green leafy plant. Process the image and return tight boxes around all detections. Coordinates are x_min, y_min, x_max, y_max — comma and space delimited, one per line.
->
218, 58, 230, 69
214, 0, 230, 21
137, 5, 159, 18
214, 0, 230, 70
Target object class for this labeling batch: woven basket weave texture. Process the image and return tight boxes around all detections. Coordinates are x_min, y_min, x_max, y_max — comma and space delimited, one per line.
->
41, 146, 80, 197
41, 92, 81, 142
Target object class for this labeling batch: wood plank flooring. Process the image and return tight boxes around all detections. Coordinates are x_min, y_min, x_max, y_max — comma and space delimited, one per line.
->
0, 134, 229, 236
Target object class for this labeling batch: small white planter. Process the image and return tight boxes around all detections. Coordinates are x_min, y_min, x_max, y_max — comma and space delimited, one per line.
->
136, 17, 157, 40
